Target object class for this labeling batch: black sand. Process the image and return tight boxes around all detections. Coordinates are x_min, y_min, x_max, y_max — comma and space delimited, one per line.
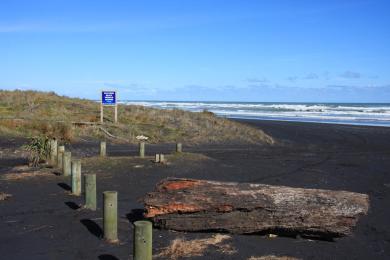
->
1, 119, 390, 259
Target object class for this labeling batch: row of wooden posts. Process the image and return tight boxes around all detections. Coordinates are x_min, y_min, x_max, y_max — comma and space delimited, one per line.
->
138, 141, 182, 160
47, 139, 183, 260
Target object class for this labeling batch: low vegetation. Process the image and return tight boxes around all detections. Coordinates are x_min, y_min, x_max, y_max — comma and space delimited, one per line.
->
24, 136, 50, 166
155, 234, 236, 259
0, 90, 274, 144
248, 256, 301, 260
0, 192, 12, 201
0, 165, 54, 181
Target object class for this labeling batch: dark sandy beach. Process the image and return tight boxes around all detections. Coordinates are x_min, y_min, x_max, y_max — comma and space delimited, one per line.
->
1, 119, 390, 260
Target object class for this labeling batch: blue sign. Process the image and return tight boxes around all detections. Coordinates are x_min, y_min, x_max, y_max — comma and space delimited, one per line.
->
102, 91, 116, 105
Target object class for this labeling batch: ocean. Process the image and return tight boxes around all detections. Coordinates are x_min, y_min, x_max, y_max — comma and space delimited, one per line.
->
122, 101, 390, 127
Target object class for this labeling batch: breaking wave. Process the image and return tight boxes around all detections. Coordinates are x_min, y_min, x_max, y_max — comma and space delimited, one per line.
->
122, 101, 390, 127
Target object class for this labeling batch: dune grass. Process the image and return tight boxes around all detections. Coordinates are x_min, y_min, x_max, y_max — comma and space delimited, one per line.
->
0, 192, 12, 201
0, 90, 274, 144
248, 256, 301, 260
0, 165, 54, 181
155, 234, 236, 259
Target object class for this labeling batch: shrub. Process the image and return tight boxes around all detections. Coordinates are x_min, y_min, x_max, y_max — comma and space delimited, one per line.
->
24, 136, 50, 167
55, 122, 73, 142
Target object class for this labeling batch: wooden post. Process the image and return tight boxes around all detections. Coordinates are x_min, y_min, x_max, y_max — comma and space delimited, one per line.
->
63, 151, 71, 176
133, 221, 152, 260
155, 154, 160, 163
159, 154, 165, 163
50, 139, 58, 165
57, 145, 65, 169
176, 143, 182, 153
84, 174, 96, 210
100, 141, 106, 157
103, 191, 118, 243
114, 104, 118, 124
100, 103, 104, 123
71, 159, 81, 196
139, 142, 145, 158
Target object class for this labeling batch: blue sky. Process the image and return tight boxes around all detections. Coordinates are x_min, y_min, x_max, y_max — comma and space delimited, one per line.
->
1, 0, 389, 102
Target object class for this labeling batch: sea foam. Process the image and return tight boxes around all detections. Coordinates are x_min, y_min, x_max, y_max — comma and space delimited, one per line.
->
123, 101, 390, 127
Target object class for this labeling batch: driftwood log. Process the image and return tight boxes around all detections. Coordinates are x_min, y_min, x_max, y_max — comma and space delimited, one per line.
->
143, 178, 369, 238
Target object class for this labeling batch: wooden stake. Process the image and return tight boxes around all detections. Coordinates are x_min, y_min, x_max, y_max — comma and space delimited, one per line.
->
100, 141, 106, 157
63, 151, 71, 176
50, 139, 58, 165
100, 103, 104, 123
176, 143, 182, 153
103, 191, 118, 243
114, 104, 118, 124
159, 154, 165, 163
84, 174, 96, 210
133, 220, 152, 260
71, 159, 81, 196
139, 142, 145, 158
57, 145, 65, 169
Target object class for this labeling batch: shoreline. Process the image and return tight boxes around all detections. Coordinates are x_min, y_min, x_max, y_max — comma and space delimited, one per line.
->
228, 116, 390, 128
120, 100, 390, 128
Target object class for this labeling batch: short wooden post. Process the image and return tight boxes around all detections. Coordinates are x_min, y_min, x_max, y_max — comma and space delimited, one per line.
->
176, 143, 182, 153
100, 141, 106, 157
100, 103, 104, 123
139, 142, 145, 158
50, 139, 58, 165
155, 154, 160, 163
71, 159, 81, 196
133, 220, 152, 260
159, 154, 165, 163
63, 151, 71, 176
57, 145, 65, 169
114, 104, 118, 124
103, 191, 118, 243
84, 174, 96, 210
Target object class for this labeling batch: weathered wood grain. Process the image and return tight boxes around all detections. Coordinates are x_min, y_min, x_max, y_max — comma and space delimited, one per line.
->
143, 178, 369, 237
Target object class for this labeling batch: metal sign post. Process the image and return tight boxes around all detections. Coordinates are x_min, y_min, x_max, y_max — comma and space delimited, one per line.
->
101, 91, 118, 124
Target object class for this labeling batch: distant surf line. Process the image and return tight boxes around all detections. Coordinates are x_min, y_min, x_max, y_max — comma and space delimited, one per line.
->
121, 101, 390, 127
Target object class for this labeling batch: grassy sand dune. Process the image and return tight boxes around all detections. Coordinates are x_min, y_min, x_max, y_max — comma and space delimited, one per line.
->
0, 90, 274, 144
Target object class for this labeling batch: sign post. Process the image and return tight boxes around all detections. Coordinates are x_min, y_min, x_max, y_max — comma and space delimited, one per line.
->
101, 91, 118, 124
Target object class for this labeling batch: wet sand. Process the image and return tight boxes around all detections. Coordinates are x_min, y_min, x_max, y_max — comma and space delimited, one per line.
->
1, 119, 390, 259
